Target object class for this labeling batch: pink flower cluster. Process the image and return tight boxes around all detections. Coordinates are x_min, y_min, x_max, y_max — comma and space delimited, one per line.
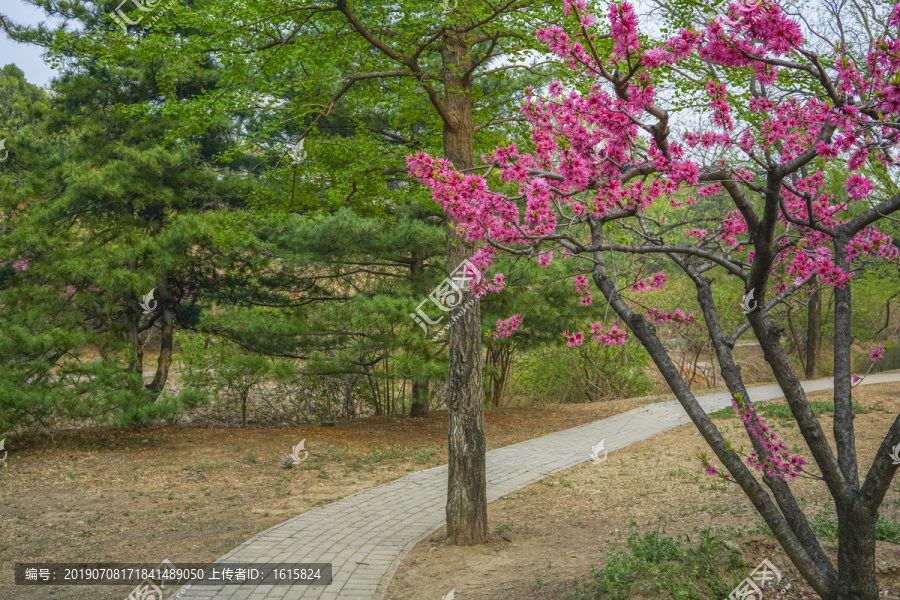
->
564, 323, 627, 347
492, 314, 524, 339
591, 322, 627, 345
719, 210, 748, 246
406, 0, 900, 346
846, 175, 874, 201
630, 272, 666, 292
732, 396, 807, 480
646, 307, 696, 325
563, 330, 585, 347
846, 228, 899, 262
574, 273, 592, 305
699, 455, 732, 480
538, 249, 553, 267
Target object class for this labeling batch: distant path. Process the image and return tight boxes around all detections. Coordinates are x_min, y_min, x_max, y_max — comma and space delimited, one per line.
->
169, 372, 900, 600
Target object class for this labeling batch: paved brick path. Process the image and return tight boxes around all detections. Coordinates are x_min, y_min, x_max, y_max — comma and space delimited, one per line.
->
168, 372, 900, 600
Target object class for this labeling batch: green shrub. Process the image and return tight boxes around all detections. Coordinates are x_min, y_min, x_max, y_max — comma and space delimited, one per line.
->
711, 399, 873, 422
571, 525, 741, 600
512, 340, 654, 404
414, 446, 438, 464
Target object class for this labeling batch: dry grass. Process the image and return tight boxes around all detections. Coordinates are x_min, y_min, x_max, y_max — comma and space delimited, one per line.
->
0, 393, 662, 599
388, 382, 900, 600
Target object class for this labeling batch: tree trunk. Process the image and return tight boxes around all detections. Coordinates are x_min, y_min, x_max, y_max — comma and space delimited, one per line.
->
147, 275, 174, 397
486, 343, 514, 408
445, 238, 486, 545
409, 252, 431, 418
833, 502, 878, 600
806, 278, 822, 379
410, 379, 430, 418
126, 293, 144, 376
442, 33, 487, 546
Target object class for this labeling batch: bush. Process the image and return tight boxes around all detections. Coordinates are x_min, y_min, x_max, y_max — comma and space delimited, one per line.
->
511, 339, 655, 404
571, 525, 742, 600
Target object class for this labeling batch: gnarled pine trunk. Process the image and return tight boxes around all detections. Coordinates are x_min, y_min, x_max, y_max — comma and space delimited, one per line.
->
147, 275, 174, 398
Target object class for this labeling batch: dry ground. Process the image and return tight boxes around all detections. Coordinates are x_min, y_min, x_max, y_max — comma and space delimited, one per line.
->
387, 383, 900, 600
0, 394, 663, 600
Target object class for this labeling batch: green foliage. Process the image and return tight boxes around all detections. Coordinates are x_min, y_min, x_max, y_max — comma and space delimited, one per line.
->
710, 400, 873, 422
414, 446, 438, 464
512, 340, 654, 404
176, 332, 274, 424
0, 43, 254, 431
572, 526, 740, 600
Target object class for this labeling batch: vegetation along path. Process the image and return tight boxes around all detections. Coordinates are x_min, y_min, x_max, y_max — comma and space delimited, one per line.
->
170, 372, 900, 600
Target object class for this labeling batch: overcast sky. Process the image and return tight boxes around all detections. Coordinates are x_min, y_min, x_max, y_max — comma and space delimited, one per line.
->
1, 0, 60, 87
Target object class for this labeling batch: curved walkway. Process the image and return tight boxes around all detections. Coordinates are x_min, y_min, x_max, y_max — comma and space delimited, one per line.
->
168, 372, 900, 600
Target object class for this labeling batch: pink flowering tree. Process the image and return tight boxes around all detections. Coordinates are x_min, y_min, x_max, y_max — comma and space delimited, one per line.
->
409, 0, 900, 595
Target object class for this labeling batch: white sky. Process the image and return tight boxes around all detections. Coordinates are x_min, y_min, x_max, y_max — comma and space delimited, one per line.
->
0, 0, 61, 87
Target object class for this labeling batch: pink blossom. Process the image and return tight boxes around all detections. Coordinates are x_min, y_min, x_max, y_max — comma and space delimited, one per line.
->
731, 395, 807, 480
685, 228, 707, 239
870, 344, 885, 362
492, 314, 523, 339
538, 250, 553, 267
846, 175, 874, 201
406, 0, 900, 367
564, 331, 585, 347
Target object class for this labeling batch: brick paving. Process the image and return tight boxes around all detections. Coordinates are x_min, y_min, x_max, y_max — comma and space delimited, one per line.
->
167, 372, 900, 600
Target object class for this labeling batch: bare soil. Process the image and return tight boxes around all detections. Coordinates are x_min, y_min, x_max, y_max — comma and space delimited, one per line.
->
0, 394, 662, 599
387, 383, 900, 600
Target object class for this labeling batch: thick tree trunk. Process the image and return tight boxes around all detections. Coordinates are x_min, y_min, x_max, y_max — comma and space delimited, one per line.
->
833, 502, 878, 600
147, 275, 174, 397
806, 277, 822, 379
442, 34, 487, 546
445, 237, 486, 545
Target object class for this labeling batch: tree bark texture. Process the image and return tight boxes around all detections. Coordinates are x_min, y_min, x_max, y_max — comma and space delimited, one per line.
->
409, 379, 429, 418
806, 277, 822, 379
409, 253, 431, 418
147, 275, 174, 398
126, 293, 144, 376
442, 33, 487, 546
